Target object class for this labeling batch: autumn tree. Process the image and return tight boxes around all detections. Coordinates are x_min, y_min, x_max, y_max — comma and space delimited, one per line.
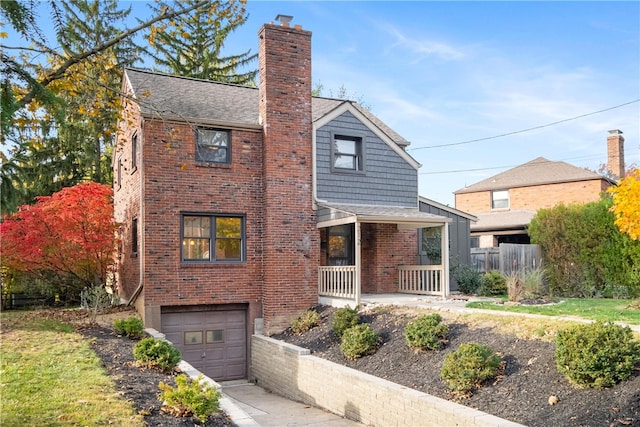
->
0, 182, 119, 302
609, 168, 640, 240
145, 0, 256, 84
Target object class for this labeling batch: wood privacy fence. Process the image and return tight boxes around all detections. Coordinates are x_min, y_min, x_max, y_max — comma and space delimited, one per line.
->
471, 244, 542, 274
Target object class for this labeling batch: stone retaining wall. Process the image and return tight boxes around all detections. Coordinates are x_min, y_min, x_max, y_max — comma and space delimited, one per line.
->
251, 335, 524, 427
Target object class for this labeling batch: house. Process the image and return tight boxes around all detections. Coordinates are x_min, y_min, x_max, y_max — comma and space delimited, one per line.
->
454, 130, 624, 248
113, 16, 452, 381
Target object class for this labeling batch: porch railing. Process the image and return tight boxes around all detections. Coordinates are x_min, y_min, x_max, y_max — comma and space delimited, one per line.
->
398, 265, 447, 297
318, 266, 356, 299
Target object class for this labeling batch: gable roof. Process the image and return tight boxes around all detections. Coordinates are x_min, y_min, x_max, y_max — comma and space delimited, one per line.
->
454, 157, 608, 194
123, 68, 410, 147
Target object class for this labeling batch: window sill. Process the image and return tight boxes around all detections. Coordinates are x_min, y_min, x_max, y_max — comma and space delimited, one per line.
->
181, 261, 245, 268
195, 162, 231, 169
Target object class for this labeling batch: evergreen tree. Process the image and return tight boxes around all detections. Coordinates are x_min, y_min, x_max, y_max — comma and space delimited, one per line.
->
145, 0, 257, 84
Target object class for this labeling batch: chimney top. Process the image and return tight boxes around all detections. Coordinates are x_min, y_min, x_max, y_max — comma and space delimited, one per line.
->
609, 129, 623, 136
275, 14, 293, 27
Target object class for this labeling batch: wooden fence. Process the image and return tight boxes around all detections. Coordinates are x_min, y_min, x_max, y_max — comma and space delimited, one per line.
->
471, 243, 542, 274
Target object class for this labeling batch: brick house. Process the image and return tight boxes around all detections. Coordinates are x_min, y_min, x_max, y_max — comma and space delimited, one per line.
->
454, 130, 624, 248
113, 17, 451, 381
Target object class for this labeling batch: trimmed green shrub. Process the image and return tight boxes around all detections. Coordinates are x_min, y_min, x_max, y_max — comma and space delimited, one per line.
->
440, 343, 502, 396
291, 309, 321, 334
133, 337, 181, 373
158, 374, 221, 422
555, 321, 639, 388
480, 270, 507, 296
340, 324, 378, 360
113, 316, 144, 339
404, 313, 449, 351
331, 306, 359, 337
451, 264, 484, 295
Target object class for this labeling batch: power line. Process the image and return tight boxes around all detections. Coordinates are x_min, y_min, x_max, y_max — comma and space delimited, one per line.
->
409, 99, 640, 151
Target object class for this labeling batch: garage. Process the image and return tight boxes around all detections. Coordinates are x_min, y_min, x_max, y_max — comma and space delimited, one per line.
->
161, 306, 247, 381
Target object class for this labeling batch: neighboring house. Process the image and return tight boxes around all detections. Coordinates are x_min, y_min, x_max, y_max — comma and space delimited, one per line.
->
418, 196, 477, 291
113, 17, 453, 381
454, 130, 624, 248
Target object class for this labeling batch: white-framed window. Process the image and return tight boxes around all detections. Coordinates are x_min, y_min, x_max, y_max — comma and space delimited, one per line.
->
196, 128, 230, 164
491, 190, 509, 209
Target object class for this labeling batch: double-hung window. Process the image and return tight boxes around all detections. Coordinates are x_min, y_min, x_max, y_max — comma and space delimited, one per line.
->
491, 190, 509, 209
333, 134, 363, 171
182, 214, 244, 262
196, 128, 230, 164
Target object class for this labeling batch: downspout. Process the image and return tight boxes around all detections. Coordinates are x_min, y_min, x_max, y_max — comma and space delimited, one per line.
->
127, 123, 145, 306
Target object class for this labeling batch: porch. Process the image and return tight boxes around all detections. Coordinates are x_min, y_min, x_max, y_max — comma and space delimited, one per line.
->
316, 203, 451, 307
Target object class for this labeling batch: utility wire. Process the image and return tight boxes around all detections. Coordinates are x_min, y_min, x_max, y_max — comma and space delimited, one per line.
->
409, 99, 640, 151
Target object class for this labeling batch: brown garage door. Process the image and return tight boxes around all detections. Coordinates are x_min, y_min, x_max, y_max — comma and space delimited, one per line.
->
161, 307, 246, 381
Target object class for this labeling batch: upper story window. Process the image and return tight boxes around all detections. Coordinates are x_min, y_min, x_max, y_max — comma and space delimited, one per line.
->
181, 214, 244, 262
333, 134, 363, 172
491, 190, 509, 209
196, 128, 230, 164
131, 132, 138, 172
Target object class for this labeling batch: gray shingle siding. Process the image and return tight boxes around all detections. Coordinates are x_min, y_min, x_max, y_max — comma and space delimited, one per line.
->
316, 111, 417, 207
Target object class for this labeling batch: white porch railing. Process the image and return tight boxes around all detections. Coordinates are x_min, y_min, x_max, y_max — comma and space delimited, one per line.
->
318, 266, 356, 299
398, 265, 448, 297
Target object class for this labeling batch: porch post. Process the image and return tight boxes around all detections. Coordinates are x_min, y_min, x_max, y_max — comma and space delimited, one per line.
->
442, 223, 450, 298
355, 221, 361, 306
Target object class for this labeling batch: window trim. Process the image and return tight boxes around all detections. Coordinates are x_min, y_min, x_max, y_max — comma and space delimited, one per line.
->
330, 132, 365, 173
195, 127, 231, 164
180, 213, 246, 263
491, 189, 510, 210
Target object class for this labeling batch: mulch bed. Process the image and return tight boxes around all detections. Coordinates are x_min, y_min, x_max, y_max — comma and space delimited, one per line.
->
271, 305, 640, 427
78, 324, 236, 427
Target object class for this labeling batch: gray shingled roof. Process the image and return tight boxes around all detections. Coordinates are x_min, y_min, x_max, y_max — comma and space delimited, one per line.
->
454, 157, 605, 194
124, 68, 410, 147
318, 203, 450, 226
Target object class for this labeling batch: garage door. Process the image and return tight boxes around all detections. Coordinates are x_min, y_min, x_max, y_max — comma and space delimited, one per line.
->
161, 308, 246, 381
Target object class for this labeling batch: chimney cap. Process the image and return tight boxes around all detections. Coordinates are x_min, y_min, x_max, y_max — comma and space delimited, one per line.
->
608, 129, 623, 135
275, 14, 293, 25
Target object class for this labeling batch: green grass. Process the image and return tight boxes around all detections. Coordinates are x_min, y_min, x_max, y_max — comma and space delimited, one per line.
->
466, 298, 640, 325
0, 311, 144, 426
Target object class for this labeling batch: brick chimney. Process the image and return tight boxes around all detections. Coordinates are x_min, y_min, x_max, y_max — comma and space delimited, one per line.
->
258, 16, 319, 334
607, 129, 625, 180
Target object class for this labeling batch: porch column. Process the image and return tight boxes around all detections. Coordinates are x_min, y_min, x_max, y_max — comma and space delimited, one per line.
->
355, 221, 361, 306
442, 223, 450, 297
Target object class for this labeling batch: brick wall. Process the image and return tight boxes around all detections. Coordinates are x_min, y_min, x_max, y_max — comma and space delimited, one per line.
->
259, 23, 319, 333
456, 179, 609, 213
251, 335, 525, 427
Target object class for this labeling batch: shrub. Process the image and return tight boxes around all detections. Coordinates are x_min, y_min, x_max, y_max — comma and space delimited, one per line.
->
505, 270, 525, 302
113, 316, 144, 339
440, 342, 502, 396
555, 321, 639, 388
331, 306, 359, 337
480, 270, 507, 296
340, 324, 378, 360
523, 267, 547, 298
133, 337, 181, 373
158, 374, 221, 422
451, 264, 484, 295
81, 285, 118, 323
404, 313, 449, 351
291, 309, 321, 334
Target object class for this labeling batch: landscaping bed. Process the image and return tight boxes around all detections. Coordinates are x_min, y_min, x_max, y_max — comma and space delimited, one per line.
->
271, 305, 640, 427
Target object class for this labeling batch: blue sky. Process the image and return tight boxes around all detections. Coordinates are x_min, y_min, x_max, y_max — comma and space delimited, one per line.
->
13, 1, 640, 207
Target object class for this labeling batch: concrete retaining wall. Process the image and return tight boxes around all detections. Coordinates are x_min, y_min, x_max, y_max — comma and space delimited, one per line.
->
251, 335, 524, 427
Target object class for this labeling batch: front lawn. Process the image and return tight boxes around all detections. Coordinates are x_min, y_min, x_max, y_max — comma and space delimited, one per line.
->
0, 311, 144, 426
466, 297, 640, 325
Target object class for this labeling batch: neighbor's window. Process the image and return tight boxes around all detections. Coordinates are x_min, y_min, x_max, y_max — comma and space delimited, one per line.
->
196, 128, 230, 163
491, 190, 509, 209
131, 132, 138, 171
182, 214, 244, 262
333, 135, 363, 171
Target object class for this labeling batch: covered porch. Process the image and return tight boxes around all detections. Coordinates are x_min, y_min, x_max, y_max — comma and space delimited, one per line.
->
316, 203, 451, 307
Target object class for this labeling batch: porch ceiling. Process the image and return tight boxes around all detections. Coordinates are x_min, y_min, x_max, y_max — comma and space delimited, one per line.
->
316, 203, 451, 229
